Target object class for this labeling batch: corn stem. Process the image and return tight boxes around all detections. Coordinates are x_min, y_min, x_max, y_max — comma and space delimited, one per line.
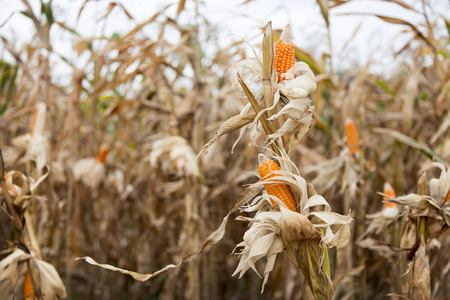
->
237, 74, 281, 157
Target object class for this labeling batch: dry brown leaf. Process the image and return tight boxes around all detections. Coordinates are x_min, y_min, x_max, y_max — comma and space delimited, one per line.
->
375, 15, 435, 51
382, 0, 419, 12
176, 0, 186, 18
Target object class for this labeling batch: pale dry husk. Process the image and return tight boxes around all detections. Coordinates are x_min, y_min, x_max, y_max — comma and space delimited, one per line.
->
0, 249, 67, 300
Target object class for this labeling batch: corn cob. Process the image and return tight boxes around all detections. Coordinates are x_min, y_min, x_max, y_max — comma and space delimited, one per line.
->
97, 146, 109, 164
274, 25, 295, 83
23, 271, 35, 299
258, 158, 297, 212
345, 119, 360, 153
383, 182, 397, 208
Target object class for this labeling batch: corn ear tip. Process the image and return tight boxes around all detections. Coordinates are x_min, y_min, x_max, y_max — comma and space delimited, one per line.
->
258, 153, 268, 165
280, 24, 292, 43
383, 182, 393, 192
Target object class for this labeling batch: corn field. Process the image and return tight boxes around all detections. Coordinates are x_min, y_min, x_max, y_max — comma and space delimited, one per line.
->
0, 0, 449, 299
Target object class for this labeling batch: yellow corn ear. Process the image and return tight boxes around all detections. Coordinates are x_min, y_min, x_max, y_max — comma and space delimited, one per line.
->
345, 119, 360, 153
274, 38, 295, 83
258, 159, 297, 212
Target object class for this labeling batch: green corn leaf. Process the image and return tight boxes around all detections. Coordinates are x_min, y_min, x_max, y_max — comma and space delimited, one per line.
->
374, 128, 450, 166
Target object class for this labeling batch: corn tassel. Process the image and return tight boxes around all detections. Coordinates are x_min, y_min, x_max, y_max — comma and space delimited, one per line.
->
383, 182, 397, 208
345, 119, 360, 153
274, 25, 295, 83
23, 271, 35, 299
258, 157, 297, 212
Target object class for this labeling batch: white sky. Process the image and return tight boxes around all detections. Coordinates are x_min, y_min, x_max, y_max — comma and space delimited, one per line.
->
0, 0, 449, 84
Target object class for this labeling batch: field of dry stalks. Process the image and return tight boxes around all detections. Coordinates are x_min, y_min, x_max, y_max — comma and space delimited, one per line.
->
0, 0, 449, 299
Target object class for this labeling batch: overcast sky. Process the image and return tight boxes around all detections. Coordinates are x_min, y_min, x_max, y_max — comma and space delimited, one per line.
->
0, 0, 449, 83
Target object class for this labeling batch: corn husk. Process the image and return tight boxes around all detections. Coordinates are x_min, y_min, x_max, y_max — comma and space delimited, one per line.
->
0, 249, 67, 300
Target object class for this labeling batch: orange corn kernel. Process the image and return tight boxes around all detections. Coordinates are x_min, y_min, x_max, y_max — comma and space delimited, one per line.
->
383, 183, 397, 208
24, 271, 35, 299
345, 120, 360, 153
258, 159, 297, 212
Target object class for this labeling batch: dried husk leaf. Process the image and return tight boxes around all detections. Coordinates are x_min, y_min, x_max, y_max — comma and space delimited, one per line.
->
267, 107, 313, 141
321, 223, 351, 248
357, 238, 395, 258
409, 237, 431, 300
150, 135, 199, 177
393, 193, 439, 210
0, 249, 32, 299
278, 207, 333, 299
197, 113, 256, 158
72, 158, 105, 189
279, 62, 317, 99
0, 249, 66, 300
268, 98, 311, 121
304, 150, 346, 194
284, 239, 333, 300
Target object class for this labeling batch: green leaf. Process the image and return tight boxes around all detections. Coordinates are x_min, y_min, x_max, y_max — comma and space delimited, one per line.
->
40, 0, 54, 25
374, 78, 396, 96
111, 33, 121, 40
0, 63, 11, 93
374, 128, 450, 166
60, 55, 73, 67
19, 10, 32, 19
444, 18, 450, 43
0, 65, 18, 115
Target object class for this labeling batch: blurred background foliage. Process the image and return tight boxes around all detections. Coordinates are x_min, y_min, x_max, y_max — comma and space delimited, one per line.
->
0, 0, 449, 299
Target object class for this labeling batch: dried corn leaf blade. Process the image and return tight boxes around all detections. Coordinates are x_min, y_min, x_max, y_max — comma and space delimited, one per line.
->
375, 15, 435, 51
334, 13, 435, 51
382, 0, 420, 12
430, 110, 450, 144
78, 183, 262, 281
